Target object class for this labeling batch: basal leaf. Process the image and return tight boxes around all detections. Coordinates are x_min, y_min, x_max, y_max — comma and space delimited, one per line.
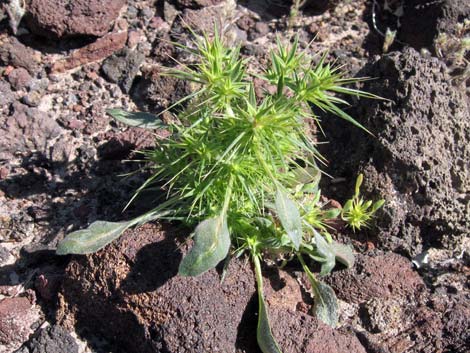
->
56, 220, 133, 255
257, 291, 283, 353
330, 242, 355, 269
312, 280, 339, 327
106, 109, 165, 129
254, 256, 283, 353
314, 232, 336, 275
275, 190, 302, 250
291, 165, 320, 187
179, 215, 231, 276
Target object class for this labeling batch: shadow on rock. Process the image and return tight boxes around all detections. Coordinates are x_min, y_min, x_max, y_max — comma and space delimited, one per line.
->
235, 292, 259, 353
120, 233, 182, 294
362, 0, 470, 55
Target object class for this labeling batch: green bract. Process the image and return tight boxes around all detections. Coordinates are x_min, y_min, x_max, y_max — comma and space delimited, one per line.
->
342, 174, 385, 231
57, 32, 384, 353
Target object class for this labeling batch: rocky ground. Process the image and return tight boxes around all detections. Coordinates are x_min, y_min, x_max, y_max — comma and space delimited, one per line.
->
0, 0, 469, 352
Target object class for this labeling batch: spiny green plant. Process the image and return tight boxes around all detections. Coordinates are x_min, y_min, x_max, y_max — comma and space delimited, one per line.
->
342, 174, 385, 232
57, 32, 384, 352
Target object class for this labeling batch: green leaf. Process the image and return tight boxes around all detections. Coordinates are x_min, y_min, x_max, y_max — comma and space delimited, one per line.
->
275, 190, 302, 250
106, 109, 165, 129
314, 232, 336, 275
342, 199, 353, 213
254, 256, 283, 353
355, 174, 363, 197
323, 208, 341, 219
312, 280, 339, 327
179, 215, 231, 276
330, 242, 355, 269
371, 199, 385, 212
291, 166, 321, 191
258, 291, 283, 353
56, 220, 133, 255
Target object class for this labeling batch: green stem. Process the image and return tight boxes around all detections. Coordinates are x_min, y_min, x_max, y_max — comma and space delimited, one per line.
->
297, 253, 317, 287
222, 175, 234, 216
253, 253, 264, 292
255, 147, 278, 185
128, 197, 181, 227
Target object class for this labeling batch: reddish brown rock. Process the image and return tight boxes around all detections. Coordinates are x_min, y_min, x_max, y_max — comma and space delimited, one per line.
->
0, 37, 41, 74
25, 0, 126, 38
7, 68, 32, 91
174, 0, 225, 9
51, 30, 127, 73
324, 251, 447, 353
0, 103, 61, 160
131, 65, 192, 113
325, 251, 425, 304
58, 223, 367, 353
0, 296, 40, 351
441, 295, 470, 353
270, 309, 366, 353
0, 80, 15, 107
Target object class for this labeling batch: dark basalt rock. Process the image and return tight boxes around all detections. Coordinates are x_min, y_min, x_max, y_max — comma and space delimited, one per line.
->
322, 48, 470, 256
57, 223, 367, 353
25, 0, 126, 38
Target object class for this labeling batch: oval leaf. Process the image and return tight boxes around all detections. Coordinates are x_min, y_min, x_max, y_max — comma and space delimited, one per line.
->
179, 215, 231, 276
312, 280, 339, 327
275, 190, 302, 250
107, 109, 165, 129
254, 256, 283, 353
56, 220, 133, 255
258, 292, 283, 353
330, 242, 355, 269
314, 232, 336, 275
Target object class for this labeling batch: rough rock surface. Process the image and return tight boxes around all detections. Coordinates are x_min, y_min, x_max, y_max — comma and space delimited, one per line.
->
51, 31, 128, 73
25, 0, 126, 38
0, 296, 40, 352
101, 48, 145, 93
0, 103, 61, 160
131, 66, 192, 113
323, 48, 470, 256
172, 0, 225, 9
325, 251, 425, 304
399, 0, 470, 49
7, 68, 33, 91
0, 80, 15, 107
24, 325, 79, 353
324, 251, 460, 353
177, 0, 236, 34
0, 37, 41, 74
58, 223, 366, 353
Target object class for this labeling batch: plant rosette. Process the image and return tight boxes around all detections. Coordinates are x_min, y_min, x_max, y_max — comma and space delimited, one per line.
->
57, 31, 384, 353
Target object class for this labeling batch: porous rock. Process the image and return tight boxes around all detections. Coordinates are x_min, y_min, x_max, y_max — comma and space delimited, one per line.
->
177, 0, 236, 34
131, 66, 192, 113
0, 102, 61, 160
0, 37, 41, 74
101, 48, 145, 93
323, 48, 470, 255
58, 223, 366, 353
325, 250, 444, 352
0, 296, 40, 351
51, 30, 128, 73
0, 80, 15, 107
26, 325, 79, 353
25, 0, 126, 38
399, 0, 470, 49
172, 0, 225, 9
325, 251, 425, 304
7, 68, 32, 91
